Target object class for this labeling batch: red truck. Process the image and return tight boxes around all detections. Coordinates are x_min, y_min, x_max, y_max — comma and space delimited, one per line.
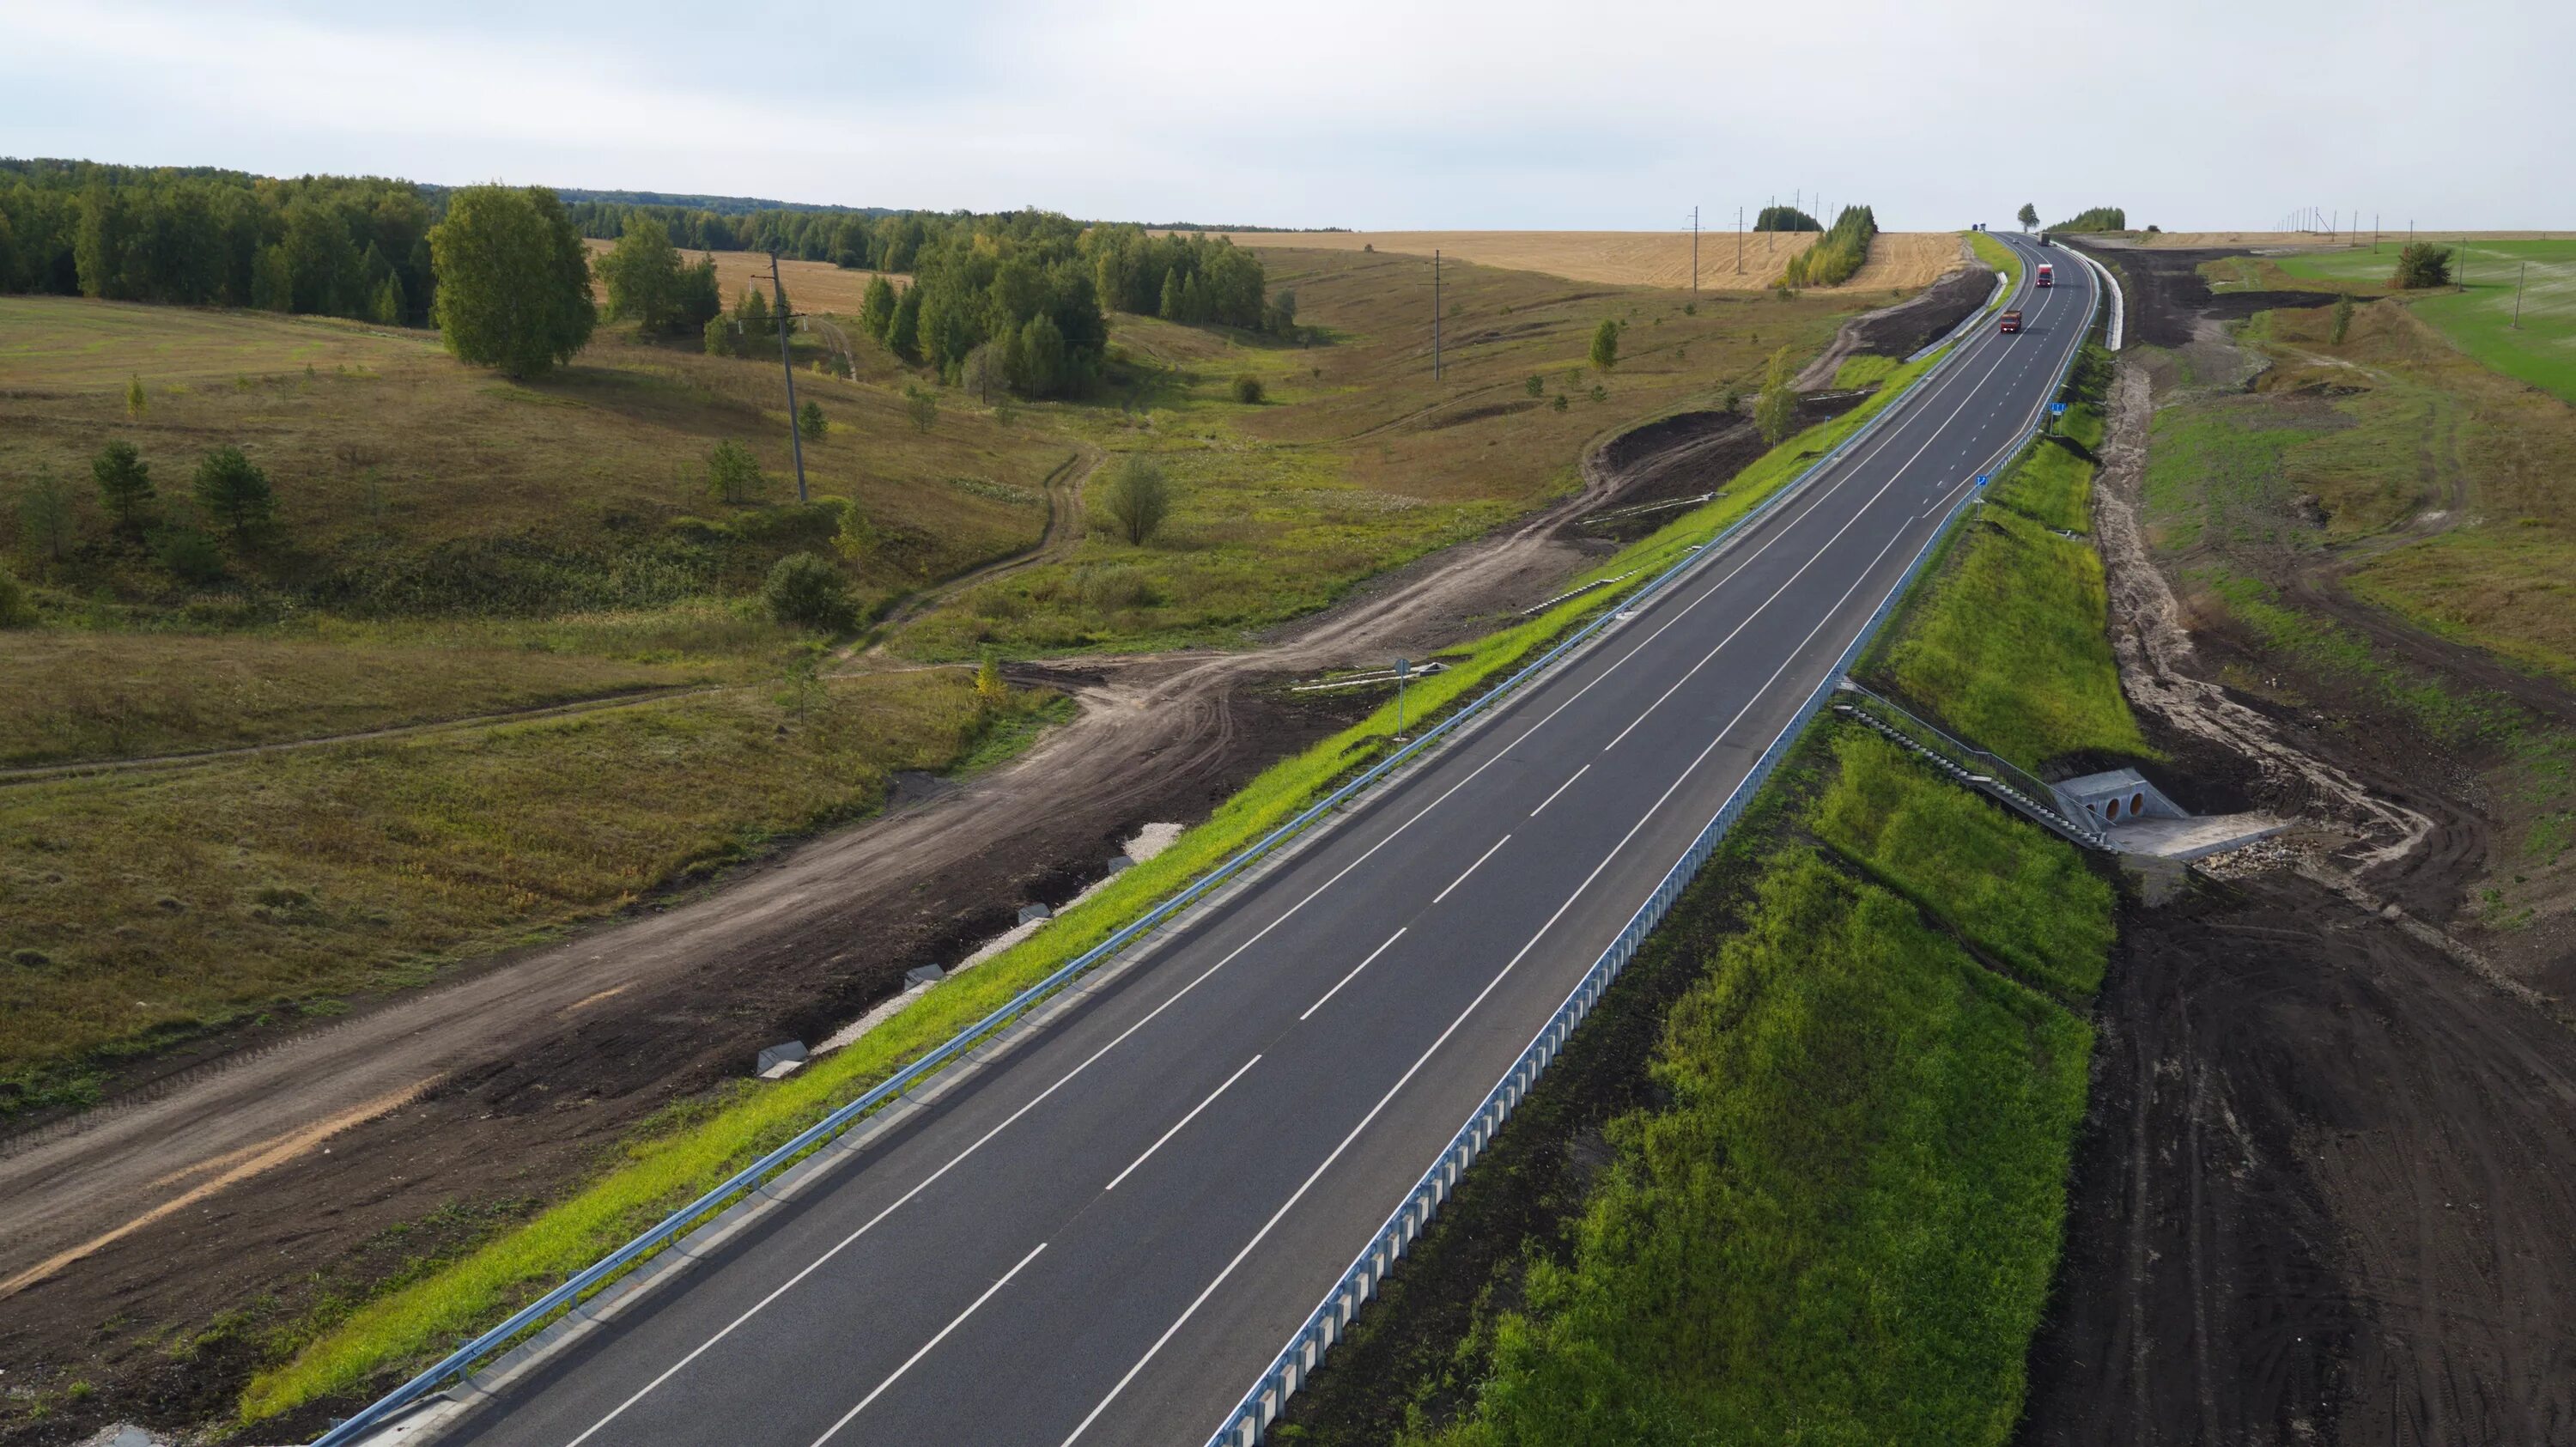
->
1999, 309, 2023, 334
2035, 262, 2055, 288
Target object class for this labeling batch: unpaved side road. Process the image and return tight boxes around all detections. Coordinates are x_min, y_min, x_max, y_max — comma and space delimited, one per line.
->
0, 404, 1708, 1438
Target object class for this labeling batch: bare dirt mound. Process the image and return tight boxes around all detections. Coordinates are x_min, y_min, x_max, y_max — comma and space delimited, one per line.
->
1577, 395, 1863, 544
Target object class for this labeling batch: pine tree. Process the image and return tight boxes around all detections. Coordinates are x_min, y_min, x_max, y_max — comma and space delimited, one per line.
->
92, 438, 155, 535
192, 446, 275, 540
125, 373, 148, 420
1159, 270, 1182, 321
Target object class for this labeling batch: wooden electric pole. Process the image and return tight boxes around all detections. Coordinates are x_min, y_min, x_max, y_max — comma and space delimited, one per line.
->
1432, 249, 1442, 380
768, 252, 808, 503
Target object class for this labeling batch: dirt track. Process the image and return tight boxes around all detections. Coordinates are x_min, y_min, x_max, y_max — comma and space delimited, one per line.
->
2018, 258, 2576, 1444
0, 396, 1716, 1439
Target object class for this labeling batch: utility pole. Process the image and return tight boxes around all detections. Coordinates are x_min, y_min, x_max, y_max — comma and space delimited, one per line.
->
1432, 249, 1442, 380
768, 252, 808, 503
2514, 261, 2527, 328
1736, 205, 1744, 274
1691, 205, 1700, 293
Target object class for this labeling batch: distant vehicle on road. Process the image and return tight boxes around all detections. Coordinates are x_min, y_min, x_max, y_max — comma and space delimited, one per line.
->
2037, 231, 2052, 246
2036, 263, 2055, 288
2000, 309, 2023, 334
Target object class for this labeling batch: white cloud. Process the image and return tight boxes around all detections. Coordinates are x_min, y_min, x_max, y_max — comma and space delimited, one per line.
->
2, 0, 2567, 228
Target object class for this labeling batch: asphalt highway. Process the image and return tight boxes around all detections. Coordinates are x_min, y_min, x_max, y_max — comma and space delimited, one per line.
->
423, 232, 2091, 1447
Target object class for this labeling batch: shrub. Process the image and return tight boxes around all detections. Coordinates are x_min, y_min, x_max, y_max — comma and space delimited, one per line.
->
704, 440, 767, 504
0, 565, 31, 627
2330, 293, 2355, 344
192, 446, 274, 541
151, 526, 226, 583
798, 400, 828, 441
125, 374, 148, 421
1231, 374, 1266, 404
702, 314, 735, 356
1683, 301, 1698, 316
1097, 455, 1171, 545
762, 551, 857, 632
975, 655, 1007, 702
2393, 242, 2451, 290
905, 385, 939, 434
1551, 394, 1570, 412
1524, 374, 1544, 398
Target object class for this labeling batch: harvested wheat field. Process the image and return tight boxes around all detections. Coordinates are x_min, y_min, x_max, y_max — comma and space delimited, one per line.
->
580, 239, 903, 314
1205, 229, 1965, 290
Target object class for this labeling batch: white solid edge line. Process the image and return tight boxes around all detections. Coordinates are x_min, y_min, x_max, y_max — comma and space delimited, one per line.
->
1300, 928, 1408, 1023
804, 1241, 1048, 1447
1081, 479, 1945, 1447
554, 269, 2058, 1445
1104, 1055, 1263, 1192
1528, 763, 1590, 818
1597, 319, 2028, 756
1431, 834, 1512, 906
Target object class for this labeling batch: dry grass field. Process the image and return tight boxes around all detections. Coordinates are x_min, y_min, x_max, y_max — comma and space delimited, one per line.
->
580, 239, 905, 314
894, 241, 1907, 657
0, 239, 1941, 1099
0, 297, 1060, 610
1205, 229, 1966, 291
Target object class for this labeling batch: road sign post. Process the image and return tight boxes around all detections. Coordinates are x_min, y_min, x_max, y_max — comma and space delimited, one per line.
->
1394, 659, 1409, 740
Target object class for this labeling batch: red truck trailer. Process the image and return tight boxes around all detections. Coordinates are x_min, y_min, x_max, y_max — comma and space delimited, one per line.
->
1999, 309, 2023, 334
2035, 263, 2055, 288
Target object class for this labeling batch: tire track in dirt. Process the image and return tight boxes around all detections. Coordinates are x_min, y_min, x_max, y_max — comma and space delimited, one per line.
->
2021, 311, 2576, 1445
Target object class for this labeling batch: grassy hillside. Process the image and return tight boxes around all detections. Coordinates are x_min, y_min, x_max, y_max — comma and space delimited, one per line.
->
2255, 239, 2576, 404
894, 246, 1888, 658
0, 247, 1918, 1106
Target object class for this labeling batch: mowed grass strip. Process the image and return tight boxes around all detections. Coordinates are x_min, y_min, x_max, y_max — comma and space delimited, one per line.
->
1418, 849, 2092, 1447
0, 671, 1017, 1094
242, 346, 1953, 1425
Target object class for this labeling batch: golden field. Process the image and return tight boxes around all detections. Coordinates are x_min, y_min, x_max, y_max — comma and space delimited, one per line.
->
1200, 229, 1966, 291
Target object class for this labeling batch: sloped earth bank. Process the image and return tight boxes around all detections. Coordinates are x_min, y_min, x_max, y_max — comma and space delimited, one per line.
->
2016, 334, 2576, 1439
1793, 251, 1992, 390
0, 392, 1779, 1444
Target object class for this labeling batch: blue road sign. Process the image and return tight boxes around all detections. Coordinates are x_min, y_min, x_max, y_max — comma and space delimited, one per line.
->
2050, 401, 2069, 416
1976, 472, 1992, 487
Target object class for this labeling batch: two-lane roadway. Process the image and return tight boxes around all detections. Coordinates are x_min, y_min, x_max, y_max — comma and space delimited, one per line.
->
419, 230, 2093, 1447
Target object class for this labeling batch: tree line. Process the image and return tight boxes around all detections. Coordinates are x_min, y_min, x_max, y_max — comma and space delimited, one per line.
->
1780, 204, 1877, 289
5, 160, 1291, 401
0, 159, 435, 325
2049, 206, 2127, 232
1753, 205, 1821, 233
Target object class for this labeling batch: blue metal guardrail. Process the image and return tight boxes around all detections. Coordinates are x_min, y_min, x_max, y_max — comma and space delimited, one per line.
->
1199, 256, 2096, 1447
310, 269, 2018, 1447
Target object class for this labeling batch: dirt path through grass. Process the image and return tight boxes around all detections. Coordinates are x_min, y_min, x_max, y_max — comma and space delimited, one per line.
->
0, 404, 1688, 1390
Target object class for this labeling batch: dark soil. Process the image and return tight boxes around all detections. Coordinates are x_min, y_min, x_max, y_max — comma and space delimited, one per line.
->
2019, 254, 2576, 1444
1576, 393, 1863, 543
2080, 245, 2334, 349
2020, 860, 2576, 1447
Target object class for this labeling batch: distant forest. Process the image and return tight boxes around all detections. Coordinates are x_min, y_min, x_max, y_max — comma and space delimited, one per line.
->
0, 159, 1293, 401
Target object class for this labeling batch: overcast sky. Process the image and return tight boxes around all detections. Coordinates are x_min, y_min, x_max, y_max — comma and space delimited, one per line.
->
4, 0, 2565, 232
